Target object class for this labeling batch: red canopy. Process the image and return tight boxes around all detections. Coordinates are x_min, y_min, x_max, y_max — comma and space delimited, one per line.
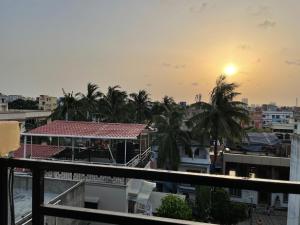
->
24, 120, 148, 139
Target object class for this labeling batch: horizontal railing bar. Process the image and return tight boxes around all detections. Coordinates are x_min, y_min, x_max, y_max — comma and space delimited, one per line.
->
41, 204, 209, 225
1, 158, 300, 194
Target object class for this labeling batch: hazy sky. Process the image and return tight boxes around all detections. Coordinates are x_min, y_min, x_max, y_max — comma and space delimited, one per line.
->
1, 0, 300, 105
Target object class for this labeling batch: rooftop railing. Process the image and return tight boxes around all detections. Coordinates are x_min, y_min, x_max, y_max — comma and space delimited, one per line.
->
1, 157, 300, 225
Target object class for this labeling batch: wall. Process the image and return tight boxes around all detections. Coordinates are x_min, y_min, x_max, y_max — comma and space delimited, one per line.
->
85, 182, 128, 212
287, 134, 300, 225
13, 176, 84, 225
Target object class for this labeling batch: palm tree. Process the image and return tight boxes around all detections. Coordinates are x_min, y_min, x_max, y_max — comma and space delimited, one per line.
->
155, 106, 190, 170
99, 85, 128, 122
150, 96, 177, 119
51, 89, 85, 121
189, 75, 249, 168
77, 83, 102, 121
129, 90, 151, 123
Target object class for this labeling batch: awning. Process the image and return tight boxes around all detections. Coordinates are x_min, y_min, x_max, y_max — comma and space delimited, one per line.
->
23, 120, 148, 140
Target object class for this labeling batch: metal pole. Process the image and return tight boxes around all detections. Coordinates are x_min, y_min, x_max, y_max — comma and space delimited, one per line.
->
0, 166, 8, 225
124, 140, 127, 165
72, 138, 75, 162
23, 135, 27, 158
32, 168, 44, 225
31, 136, 33, 158
250, 197, 253, 225
139, 135, 142, 159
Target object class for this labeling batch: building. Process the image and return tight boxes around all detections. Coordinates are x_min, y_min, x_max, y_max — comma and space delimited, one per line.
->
0, 93, 8, 112
249, 109, 263, 129
0, 110, 51, 132
7, 95, 25, 103
242, 98, 248, 105
224, 133, 290, 208
287, 134, 300, 225
11, 175, 83, 225
37, 95, 57, 111
9, 120, 184, 224
262, 110, 293, 127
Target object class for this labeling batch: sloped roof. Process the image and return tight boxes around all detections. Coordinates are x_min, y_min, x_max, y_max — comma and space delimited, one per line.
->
244, 132, 281, 146
24, 120, 147, 139
13, 144, 63, 159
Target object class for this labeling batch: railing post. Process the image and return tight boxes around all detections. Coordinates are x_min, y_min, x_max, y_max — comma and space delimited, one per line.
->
0, 165, 8, 225
32, 168, 44, 225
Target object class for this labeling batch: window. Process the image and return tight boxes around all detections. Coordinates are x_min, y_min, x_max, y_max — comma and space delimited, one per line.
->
230, 188, 242, 198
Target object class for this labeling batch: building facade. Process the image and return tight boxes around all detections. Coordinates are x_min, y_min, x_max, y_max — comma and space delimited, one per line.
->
37, 95, 57, 111
262, 110, 294, 127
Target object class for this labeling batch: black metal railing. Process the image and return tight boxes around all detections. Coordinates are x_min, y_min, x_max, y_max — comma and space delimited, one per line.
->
1, 158, 300, 225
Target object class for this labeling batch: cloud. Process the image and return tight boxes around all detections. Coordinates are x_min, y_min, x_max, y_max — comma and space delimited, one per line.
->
285, 59, 300, 66
162, 62, 186, 69
191, 82, 198, 86
189, 2, 208, 13
162, 62, 171, 67
247, 5, 270, 16
237, 44, 251, 50
258, 20, 276, 29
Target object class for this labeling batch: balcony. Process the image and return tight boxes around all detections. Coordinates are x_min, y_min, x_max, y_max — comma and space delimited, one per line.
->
1, 158, 300, 225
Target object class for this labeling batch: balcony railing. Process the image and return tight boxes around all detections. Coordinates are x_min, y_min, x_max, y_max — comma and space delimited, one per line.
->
1, 157, 300, 225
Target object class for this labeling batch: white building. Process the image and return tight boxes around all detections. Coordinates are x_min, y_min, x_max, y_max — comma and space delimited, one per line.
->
262, 110, 294, 127
37, 95, 57, 111
0, 93, 8, 112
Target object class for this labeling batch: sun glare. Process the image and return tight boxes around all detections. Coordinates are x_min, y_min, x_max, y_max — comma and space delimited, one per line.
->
224, 64, 237, 76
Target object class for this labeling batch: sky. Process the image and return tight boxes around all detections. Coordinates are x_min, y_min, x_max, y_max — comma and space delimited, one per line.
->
0, 0, 300, 105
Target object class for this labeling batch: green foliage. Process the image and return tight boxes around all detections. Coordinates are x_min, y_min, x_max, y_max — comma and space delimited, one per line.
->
8, 99, 38, 110
157, 195, 192, 220
195, 186, 211, 221
129, 90, 151, 123
189, 75, 250, 166
155, 105, 190, 170
194, 186, 248, 225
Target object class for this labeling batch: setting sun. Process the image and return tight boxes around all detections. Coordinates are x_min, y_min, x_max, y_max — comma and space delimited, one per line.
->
224, 64, 237, 76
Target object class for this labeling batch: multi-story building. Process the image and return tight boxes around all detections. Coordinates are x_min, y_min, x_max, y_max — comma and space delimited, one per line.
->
262, 110, 293, 127
224, 132, 290, 208
249, 109, 263, 129
37, 95, 57, 111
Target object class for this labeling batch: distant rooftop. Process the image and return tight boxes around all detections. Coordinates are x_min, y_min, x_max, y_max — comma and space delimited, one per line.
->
24, 120, 149, 139
13, 144, 63, 159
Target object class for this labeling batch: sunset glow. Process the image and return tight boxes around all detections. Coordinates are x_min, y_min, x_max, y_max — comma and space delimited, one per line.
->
224, 64, 238, 76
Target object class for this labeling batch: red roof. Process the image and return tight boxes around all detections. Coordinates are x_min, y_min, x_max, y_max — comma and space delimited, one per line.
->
13, 144, 63, 159
25, 120, 148, 139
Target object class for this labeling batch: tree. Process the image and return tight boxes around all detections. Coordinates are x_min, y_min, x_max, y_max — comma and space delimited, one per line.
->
8, 99, 38, 110
194, 186, 248, 225
77, 82, 102, 120
189, 75, 249, 167
155, 106, 190, 170
99, 85, 128, 122
51, 89, 85, 121
129, 90, 151, 123
157, 195, 192, 220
